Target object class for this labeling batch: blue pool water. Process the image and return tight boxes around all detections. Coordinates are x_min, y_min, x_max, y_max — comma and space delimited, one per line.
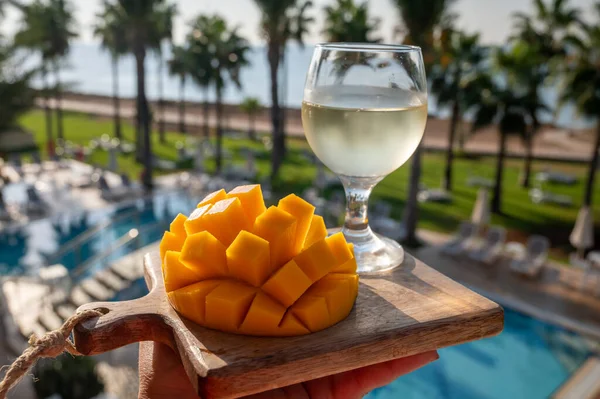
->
0, 191, 592, 398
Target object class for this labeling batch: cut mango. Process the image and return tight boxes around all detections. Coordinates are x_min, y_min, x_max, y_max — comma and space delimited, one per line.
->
278, 194, 315, 255
227, 231, 271, 287
162, 183, 358, 337
262, 259, 312, 307
293, 238, 337, 282
204, 281, 257, 333
170, 214, 188, 238
184, 204, 212, 235
253, 206, 297, 272
227, 185, 267, 225
163, 250, 201, 292
167, 280, 221, 325
160, 231, 186, 261
197, 189, 227, 208
304, 215, 327, 249
180, 231, 228, 279
195, 198, 251, 247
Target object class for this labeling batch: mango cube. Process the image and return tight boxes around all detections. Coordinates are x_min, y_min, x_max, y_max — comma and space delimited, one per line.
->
333, 257, 358, 274
253, 206, 297, 273
160, 231, 186, 261
306, 274, 357, 324
184, 204, 212, 235
262, 259, 312, 307
205, 281, 257, 332
304, 215, 327, 249
227, 185, 267, 225
293, 238, 337, 282
163, 250, 201, 292
240, 292, 286, 335
194, 198, 251, 247
278, 194, 315, 256
180, 231, 228, 279
167, 280, 221, 325
170, 214, 188, 238
197, 189, 227, 208
326, 232, 354, 266
291, 295, 330, 332
278, 313, 310, 336
227, 231, 271, 287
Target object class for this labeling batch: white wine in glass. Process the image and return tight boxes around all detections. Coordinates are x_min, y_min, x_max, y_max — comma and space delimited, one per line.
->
302, 43, 428, 273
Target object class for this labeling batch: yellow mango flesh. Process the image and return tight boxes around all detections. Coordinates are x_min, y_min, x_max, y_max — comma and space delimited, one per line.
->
262, 259, 313, 307
196, 198, 251, 247
278, 194, 315, 255
204, 281, 257, 332
197, 189, 227, 208
159, 231, 186, 262
162, 184, 358, 336
304, 215, 328, 249
253, 206, 297, 273
170, 214, 188, 238
227, 185, 267, 225
184, 204, 212, 235
227, 231, 271, 287
180, 231, 228, 279
163, 250, 202, 292
168, 280, 221, 325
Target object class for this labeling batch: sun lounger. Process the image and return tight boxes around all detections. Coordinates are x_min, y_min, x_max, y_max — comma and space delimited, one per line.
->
25, 185, 49, 216
466, 176, 494, 189
418, 188, 452, 203
529, 188, 573, 207
510, 235, 550, 277
535, 170, 577, 185
468, 226, 506, 264
441, 222, 477, 256
0, 190, 12, 222
98, 174, 133, 202
570, 253, 600, 295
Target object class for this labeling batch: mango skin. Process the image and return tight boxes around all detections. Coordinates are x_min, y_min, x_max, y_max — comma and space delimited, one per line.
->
161, 185, 359, 336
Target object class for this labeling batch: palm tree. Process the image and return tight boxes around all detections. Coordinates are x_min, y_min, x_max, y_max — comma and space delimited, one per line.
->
103, 0, 177, 189
239, 97, 261, 140
0, 44, 36, 135
560, 2, 600, 206
168, 45, 190, 134
154, 4, 176, 143
390, 0, 454, 246
431, 31, 486, 191
469, 69, 528, 214
94, 1, 128, 140
253, 0, 314, 181
187, 14, 249, 173
323, 0, 381, 42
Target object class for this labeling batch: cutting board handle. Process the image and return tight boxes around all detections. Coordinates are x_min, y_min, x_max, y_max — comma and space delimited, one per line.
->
73, 261, 175, 355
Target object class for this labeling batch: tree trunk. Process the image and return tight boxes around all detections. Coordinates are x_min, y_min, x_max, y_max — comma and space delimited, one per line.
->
267, 42, 284, 181
158, 51, 165, 143
111, 55, 122, 140
53, 60, 64, 142
135, 46, 152, 189
178, 76, 186, 134
280, 49, 287, 146
583, 120, 600, 206
215, 88, 223, 174
402, 145, 422, 246
42, 65, 54, 155
521, 133, 534, 188
492, 131, 507, 214
203, 88, 210, 139
249, 113, 256, 141
443, 98, 460, 191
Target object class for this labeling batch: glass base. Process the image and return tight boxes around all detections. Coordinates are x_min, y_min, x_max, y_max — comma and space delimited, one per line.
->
328, 227, 404, 274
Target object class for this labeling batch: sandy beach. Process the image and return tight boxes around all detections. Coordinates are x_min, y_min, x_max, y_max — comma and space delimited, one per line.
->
46, 92, 597, 163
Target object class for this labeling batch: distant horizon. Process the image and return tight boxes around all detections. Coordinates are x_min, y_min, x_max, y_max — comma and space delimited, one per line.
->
1, 0, 597, 46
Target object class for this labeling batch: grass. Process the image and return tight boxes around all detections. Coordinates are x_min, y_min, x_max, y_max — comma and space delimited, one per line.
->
18, 110, 600, 261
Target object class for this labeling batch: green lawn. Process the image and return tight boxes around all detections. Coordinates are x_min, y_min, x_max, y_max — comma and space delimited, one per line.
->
19, 110, 600, 260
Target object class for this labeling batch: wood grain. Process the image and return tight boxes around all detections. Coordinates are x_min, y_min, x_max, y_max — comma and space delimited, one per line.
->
74, 252, 504, 399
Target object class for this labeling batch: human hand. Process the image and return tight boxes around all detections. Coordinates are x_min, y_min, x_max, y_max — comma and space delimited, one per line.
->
139, 341, 438, 399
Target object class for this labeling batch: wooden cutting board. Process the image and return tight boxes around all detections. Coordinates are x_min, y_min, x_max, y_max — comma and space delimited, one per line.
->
73, 252, 503, 399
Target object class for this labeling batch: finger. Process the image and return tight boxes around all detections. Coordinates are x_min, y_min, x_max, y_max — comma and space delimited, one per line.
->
138, 341, 199, 399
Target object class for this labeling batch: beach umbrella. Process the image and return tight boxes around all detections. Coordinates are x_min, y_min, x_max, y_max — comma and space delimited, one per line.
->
570, 206, 594, 255
471, 189, 491, 227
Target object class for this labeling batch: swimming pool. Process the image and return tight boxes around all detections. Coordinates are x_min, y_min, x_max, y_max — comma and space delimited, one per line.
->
0, 190, 592, 398
368, 308, 590, 399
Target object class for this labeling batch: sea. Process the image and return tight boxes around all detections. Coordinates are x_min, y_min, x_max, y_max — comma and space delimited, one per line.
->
32, 42, 593, 129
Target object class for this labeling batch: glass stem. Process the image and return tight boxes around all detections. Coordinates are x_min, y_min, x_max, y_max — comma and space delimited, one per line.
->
339, 175, 382, 244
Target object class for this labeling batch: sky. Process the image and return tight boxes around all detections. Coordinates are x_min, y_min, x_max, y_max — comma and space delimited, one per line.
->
1, 0, 597, 46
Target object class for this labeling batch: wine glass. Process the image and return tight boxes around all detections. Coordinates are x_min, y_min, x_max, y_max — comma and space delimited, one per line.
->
301, 43, 428, 273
